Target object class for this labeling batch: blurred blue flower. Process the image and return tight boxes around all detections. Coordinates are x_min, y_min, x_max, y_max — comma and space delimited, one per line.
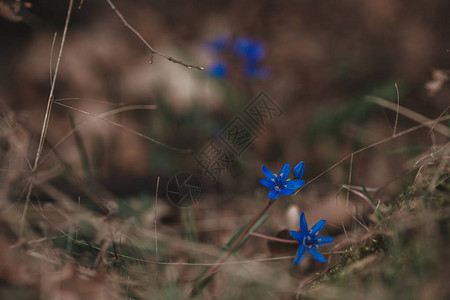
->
209, 61, 227, 78
290, 212, 334, 265
206, 35, 269, 79
206, 36, 229, 52
260, 164, 305, 200
244, 62, 270, 79
294, 161, 305, 180
235, 36, 266, 63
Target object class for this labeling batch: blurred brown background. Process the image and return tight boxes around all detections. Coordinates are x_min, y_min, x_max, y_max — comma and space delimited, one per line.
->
0, 0, 448, 214
0, 0, 449, 299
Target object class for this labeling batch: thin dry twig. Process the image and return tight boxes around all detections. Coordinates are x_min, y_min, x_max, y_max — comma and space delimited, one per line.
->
295, 114, 450, 196
105, 0, 204, 71
393, 83, 400, 136
36, 103, 188, 169
49, 33, 57, 86
429, 105, 450, 135
54, 97, 122, 106
78, 0, 84, 10
20, 0, 74, 236
341, 221, 351, 247
249, 232, 298, 244
428, 147, 450, 193
346, 153, 354, 206
368, 96, 449, 137
340, 185, 376, 210
35, 1, 73, 170
75, 196, 80, 241
93, 239, 110, 269
351, 213, 370, 233
51, 102, 190, 155
154, 176, 160, 263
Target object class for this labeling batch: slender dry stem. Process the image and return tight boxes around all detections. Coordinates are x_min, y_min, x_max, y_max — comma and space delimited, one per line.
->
429, 105, 450, 135
20, 0, 74, 236
105, 0, 204, 71
190, 199, 275, 294
295, 114, 450, 196
346, 153, 354, 207
52, 102, 190, 154
368, 96, 449, 137
249, 232, 298, 244
154, 176, 160, 262
393, 83, 400, 136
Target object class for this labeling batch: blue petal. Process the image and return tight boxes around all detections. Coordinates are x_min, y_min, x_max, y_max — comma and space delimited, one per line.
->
293, 244, 306, 265
235, 36, 252, 56
262, 165, 276, 181
244, 63, 270, 79
300, 212, 308, 234
316, 236, 334, 246
235, 37, 265, 61
289, 230, 303, 243
279, 188, 295, 195
209, 61, 227, 78
278, 163, 290, 182
247, 41, 265, 62
285, 180, 305, 190
294, 161, 305, 179
311, 220, 326, 234
307, 247, 327, 263
206, 36, 229, 52
268, 190, 279, 200
260, 179, 275, 189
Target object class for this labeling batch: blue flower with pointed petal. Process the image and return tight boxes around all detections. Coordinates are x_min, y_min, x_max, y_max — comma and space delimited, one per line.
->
289, 212, 334, 265
294, 161, 305, 180
260, 164, 305, 200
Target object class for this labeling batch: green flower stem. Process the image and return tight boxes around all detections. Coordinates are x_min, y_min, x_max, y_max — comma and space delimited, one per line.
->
192, 198, 275, 289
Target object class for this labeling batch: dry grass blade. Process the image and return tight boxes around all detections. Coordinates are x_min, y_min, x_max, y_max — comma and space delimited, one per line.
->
368, 96, 449, 137
429, 105, 450, 135
52, 102, 189, 153
20, 0, 74, 236
339, 185, 376, 210
38, 103, 190, 169
54, 97, 122, 106
34, 0, 74, 170
393, 83, 400, 136
294, 114, 450, 196
346, 153, 354, 206
154, 176, 160, 264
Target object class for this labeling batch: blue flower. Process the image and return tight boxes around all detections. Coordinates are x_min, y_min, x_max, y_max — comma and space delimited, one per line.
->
209, 61, 227, 78
289, 212, 334, 265
206, 36, 229, 52
235, 36, 266, 63
260, 164, 305, 200
294, 161, 305, 180
244, 61, 270, 79
206, 35, 269, 79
